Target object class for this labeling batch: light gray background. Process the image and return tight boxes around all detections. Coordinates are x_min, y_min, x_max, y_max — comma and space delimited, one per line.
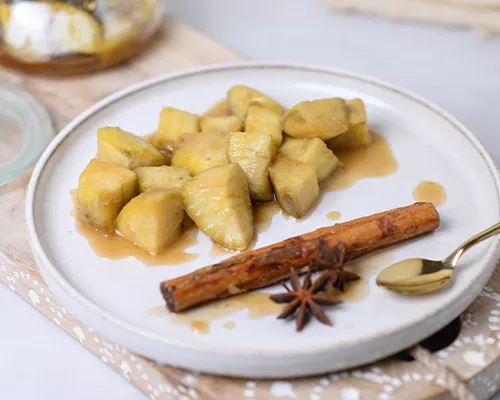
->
1, 0, 499, 398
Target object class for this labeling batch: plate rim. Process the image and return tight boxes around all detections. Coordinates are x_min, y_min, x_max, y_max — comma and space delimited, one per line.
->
26, 61, 500, 359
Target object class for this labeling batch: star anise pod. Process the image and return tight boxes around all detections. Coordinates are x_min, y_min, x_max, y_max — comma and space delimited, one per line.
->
310, 239, 346, 272
310, 240, 360, 292
315, 267, 361, 292
270, 268, 342, 332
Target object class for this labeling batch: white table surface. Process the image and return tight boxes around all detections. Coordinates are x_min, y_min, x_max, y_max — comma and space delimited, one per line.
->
1, 0, 500, 398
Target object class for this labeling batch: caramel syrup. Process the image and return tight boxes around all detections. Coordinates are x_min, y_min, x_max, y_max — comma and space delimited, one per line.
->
209, 243, 235, 258
149, 292, 281, 335
253, 201, 282, 232
322, 131, 398, 191
71, 191, 198, 266
326, 211, 341, 221
413, 181, 447, 207
327, 251, 395, 303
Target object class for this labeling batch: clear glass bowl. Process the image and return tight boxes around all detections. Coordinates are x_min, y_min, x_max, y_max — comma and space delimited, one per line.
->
0, 0, 164, 75
0, 85, 54, 185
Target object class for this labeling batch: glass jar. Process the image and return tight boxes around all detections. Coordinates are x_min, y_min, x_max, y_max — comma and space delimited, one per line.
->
0, 0, 164, 75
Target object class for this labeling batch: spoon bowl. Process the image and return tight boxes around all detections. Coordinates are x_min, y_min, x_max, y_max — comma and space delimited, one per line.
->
376, 259, 453, 295
376, 221, 500, 295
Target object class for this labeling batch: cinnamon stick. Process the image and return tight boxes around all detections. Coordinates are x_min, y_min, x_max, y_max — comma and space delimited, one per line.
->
161, 202, 440, 312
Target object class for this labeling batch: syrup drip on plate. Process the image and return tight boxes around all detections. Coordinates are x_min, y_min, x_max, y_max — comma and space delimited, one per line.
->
413, 181, 447, 206
71, 191, 199, 266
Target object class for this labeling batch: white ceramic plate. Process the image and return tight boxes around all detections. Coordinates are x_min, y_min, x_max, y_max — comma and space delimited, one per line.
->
26, 62, 500, 378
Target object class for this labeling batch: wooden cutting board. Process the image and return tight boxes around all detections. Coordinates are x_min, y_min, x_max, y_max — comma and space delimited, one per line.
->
1, 18, 500, 400
324, 0, 500, 36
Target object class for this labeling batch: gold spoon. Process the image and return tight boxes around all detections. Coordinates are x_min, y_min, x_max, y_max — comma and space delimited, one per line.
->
376, 222, 500, 295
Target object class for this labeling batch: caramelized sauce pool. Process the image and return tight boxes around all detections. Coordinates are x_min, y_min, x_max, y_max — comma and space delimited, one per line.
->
146, 305, 168, 316
327, 251, 395, 303
413, 181, 447, 206
168, 292, 281, 334
322, 131, 397, 191
253, 201, 282, 232
209, 243, 235, 258
326, 211, 341, 221
71, 191, 199, 266
187, 320, 210, 335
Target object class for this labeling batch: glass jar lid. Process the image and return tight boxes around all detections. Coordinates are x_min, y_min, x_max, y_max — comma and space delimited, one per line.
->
0, 84, 54, 185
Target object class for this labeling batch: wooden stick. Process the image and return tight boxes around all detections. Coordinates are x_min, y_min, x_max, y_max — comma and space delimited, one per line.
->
160, 202, 440, 312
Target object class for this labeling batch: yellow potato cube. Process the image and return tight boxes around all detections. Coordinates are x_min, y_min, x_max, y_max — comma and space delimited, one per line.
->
77, 159, 138, 233
182, 163, 253, 251
171, 132, 230, 176
155, 107, 200, 150
134, 166, 190, 193
98, 127, 165, 169
346, 98, 367, 125
281, 98, 349, 140
203, 99, 233, 117
279, 137, 341, 181
245, 103, 283, 146
200, 115, 243, 133
116, 190, 184, 254
327, 123, 371, 149
228, 132, 276, 201
327, 99, 371, 149
228, 85, 283, 117
270, 156, 319, 218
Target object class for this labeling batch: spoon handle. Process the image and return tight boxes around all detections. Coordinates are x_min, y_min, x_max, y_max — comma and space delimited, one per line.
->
446, 222, 500, 267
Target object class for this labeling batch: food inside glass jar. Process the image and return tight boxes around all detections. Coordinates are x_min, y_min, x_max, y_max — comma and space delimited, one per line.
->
74, 84, 376, 256
0, 0, 162, 74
